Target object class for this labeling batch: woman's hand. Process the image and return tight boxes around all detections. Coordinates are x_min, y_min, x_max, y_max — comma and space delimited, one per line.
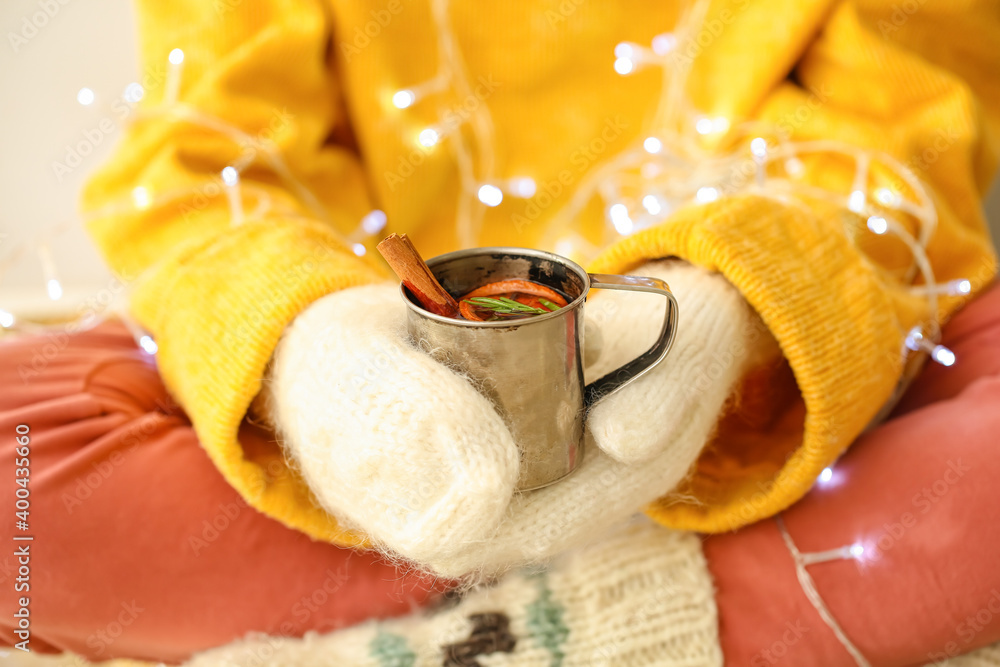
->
262, 261, 768, 577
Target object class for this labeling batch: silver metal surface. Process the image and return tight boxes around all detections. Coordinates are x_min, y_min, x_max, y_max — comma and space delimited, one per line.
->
403, 247, 678, 491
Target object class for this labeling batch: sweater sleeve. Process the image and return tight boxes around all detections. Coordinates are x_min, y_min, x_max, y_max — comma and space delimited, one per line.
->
81, 0, 387, 546
589, 0, 999, 533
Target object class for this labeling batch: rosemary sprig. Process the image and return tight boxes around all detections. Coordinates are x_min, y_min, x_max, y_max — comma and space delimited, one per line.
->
464, 296, 561, 317
538, 298, 560, 311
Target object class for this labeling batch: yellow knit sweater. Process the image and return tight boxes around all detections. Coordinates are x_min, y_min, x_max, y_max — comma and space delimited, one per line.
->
82, 0, 999, 545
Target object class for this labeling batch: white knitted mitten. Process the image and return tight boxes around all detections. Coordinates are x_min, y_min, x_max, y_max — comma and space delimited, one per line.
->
264, 261, 765, 576
585, 259, 771, 464
264, 284, 522, 565
184, 518, 722, 667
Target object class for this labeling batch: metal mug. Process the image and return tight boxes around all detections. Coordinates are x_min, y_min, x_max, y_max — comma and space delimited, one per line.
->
402, 247, 679, 491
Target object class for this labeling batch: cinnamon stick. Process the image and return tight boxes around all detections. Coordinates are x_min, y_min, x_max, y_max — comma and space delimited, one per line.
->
377, 233, 461, 318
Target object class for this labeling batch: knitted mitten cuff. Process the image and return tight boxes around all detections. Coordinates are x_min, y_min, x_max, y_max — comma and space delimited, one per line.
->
185, 518, 722, 667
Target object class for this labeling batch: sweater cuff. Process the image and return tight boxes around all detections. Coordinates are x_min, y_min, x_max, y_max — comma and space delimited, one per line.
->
588, 194, 932, 533
129, 218, 386, 546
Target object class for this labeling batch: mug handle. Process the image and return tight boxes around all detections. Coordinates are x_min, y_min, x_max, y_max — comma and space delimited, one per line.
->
583, 273, 679, 409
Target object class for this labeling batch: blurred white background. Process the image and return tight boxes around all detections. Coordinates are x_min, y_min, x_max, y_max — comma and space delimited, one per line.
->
1, 0, 135, 317
1, 0, 998, 319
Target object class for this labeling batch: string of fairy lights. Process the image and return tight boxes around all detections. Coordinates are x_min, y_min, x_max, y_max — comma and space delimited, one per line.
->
0, 2, 981, 658
775, 515, 871, 667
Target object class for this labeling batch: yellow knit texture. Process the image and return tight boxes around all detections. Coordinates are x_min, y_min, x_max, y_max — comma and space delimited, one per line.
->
82, 0, 999, 541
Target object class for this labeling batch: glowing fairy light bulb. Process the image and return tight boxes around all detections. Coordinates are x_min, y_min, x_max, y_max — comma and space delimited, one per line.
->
751, 137, 768, 187
651, 33, 676, 56
360, 209, 388, 235
931, 345, 956, 367
911, 279, 974, 297
642, 194, 662, 216
132, 186, 151, 209
123, 82, 144, 103
77, 87, 95, 106
614, 57, 634, 75
696, 187, 719, 203
221, 166, 239, 187
643, 137, 662, 154
848, 190, 866, 213
138, 335, 158, 355
614, 42, 635, 59
37, 244, 62, 301
866, 215, 888, 235
392, 89, 416, 109
554, 238, 574, 257
389, 77, 448, 112
352, 243, 367, 257
785, 157, 805, 177
509, 177, 537, 198
951, 279, 972, 295
818, 467, 834, 484
849, 544, 865, 559
692, 115, 732, 136
905, 327, 957, 366
905, 328, 925, 352
875, 187, 900, 207
221, 167, 243, 226
641, 162, 662, 179
418, 128, 439, 147
609, 204, 632, 235
165, 48, 185, 105
477, 184, 503, 207
0, 309, 14, 328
